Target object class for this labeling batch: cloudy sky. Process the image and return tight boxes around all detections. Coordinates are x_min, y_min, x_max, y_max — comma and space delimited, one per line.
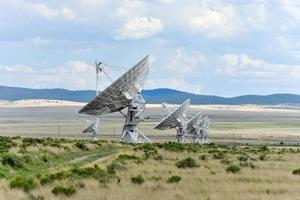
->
1, 0, 300, 96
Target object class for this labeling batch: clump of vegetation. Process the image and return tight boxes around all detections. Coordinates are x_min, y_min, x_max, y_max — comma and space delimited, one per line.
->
75, 142, 89, 151
158, 142, 185, 152
240, 161, 255, 169
140, 144, 158, 159
116, 154, 143, 164
52, 186, 76, 196
40, 171, 71, 185
167, 175, 181, 183
259, 154, 267, 161
22, 138, 42, 147
0, 137, 15, 153
154, 154, 163, 161
10, 176, 37, 191
200, 155, 208, 161
237, 155, 248, 162
259, 145, 269, 152
1, 153, 25, 169
131, 175, 144, 184
292, 168, 300, 175
40, 165, 113, 186
226, 164, 241, 173
75, 181, 86, 189
176, 157, 198, 168
220, 158, 232, 165
28, 194, 45, 200
72, 165, 112, 185
213, 152, 225, 160
106, 162, 126, 174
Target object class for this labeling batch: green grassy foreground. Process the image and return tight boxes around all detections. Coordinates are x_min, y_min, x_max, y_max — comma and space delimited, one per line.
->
0, 136, 300, 200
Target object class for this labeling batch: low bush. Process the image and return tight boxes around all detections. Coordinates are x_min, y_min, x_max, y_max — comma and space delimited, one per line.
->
154, 154, 163, 161
72, 166, 112, 185
259, 145, 269, 152
213, 152, 225, 160
167, 175, 181, 183
10, 176, 37, 191
240, 161, 255, 169
74, 142, 89, 151
200, 155, 208, 161
237, 155, 248, 162
259, 154, 267, 161
220, 158, 232, 165
131, 175, 144, 184
75, 181, 86, 188
0, 137, 14, 153
117, 154, 143, 164
158, 142, 185, 152
22, 138, 42, 147
106, 162, 125, 174
40, 171, 71, 185
176, 157, 198, 168
1, 154, 25, 169
226, 164, 241, 174
52, 186, 76, 196
292, 168, 300, 175
28, 194, 45, 200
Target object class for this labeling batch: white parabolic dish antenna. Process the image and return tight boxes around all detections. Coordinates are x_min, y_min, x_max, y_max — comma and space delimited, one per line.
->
79, 56, 149, 115
154, 99, 190, 142
186, 112, 203, 133
79, 55, 150, 143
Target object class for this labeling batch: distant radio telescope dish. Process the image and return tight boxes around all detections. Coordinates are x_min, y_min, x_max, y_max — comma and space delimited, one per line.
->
187, 115, 209, 144
82, 119, 98, 138
186, 112, 203, 132
154, 99, 190, 143
79, 55, 151, 143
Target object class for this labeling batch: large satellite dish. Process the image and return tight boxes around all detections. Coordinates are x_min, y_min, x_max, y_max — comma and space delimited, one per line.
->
154, 99, 190, 142
79, 55, 149, 115
79, 55, 151, 143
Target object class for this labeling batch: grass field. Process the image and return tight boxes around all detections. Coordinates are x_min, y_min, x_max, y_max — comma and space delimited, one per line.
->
0, 136, 300, 200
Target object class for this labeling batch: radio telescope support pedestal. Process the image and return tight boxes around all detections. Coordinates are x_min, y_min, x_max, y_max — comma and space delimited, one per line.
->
121, 96, 151, 143
176, 126, 186, 143
202, 129, 209, 144
192, 130, 201, 144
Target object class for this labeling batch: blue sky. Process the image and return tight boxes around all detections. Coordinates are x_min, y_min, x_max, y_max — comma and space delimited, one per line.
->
0, 0, 300, 96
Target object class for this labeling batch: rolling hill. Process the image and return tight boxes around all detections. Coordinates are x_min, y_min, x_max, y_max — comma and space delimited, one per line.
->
0, 86, 300, 105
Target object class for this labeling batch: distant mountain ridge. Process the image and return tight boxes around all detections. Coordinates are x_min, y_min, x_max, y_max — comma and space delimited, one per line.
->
0, 86, 300, 105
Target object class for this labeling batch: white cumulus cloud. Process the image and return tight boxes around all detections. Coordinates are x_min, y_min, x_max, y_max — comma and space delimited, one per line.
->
0, 65, 34, 73
28, 3, 77, 21
115, 17, 163, 39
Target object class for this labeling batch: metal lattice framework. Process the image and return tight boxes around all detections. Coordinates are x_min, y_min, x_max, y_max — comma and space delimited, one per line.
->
186, 112, 203, 133
79, 55, 150, 143
79, 55, 149, 115
154, 99, 190, 130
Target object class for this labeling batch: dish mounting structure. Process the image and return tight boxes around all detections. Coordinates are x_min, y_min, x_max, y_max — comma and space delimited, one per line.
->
186, 114, 210, 144
154, 99, 190, 143
79, 55, 151, 143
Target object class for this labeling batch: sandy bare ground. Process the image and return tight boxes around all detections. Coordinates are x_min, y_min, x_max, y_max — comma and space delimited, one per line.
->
0, 99, 300, 144
1, 99, 300, 113
0, 99, 84, 107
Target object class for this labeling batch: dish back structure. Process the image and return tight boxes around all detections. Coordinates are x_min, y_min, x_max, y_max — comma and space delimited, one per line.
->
79, 55, 150, 143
